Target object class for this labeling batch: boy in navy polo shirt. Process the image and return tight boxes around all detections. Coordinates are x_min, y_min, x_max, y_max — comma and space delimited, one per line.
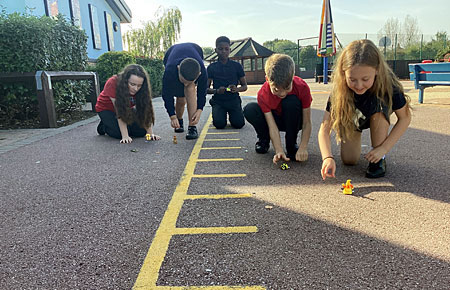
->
206, 36, 248, 129
243, 54, 312, 164
162, 42, 207, 139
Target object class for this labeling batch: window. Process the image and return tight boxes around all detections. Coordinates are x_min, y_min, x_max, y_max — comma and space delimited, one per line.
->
104, 12, 114, 51
88, 4, 102, 49
69, 0, 82, 28
257, 58, 263, 70
243, 59, 252, 71
44, 0, 59, 17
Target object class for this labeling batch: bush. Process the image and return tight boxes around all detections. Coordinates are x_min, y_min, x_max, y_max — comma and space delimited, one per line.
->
135, 57, 164, 97
94, 51, 135, 89
0, 12, 89, 126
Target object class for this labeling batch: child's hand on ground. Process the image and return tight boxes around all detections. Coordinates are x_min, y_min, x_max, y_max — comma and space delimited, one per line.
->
120, 136, 133, 144
191, 109, 202, 125
146, 134, 161, 141
295, 148, 309, 161
273, 152, 290, 164
321, 159, 336, 180
365, 146, 387, 163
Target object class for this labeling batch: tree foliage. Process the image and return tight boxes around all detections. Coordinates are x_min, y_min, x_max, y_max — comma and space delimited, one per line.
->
124, 7, 182, 59
263, 39, 298, 63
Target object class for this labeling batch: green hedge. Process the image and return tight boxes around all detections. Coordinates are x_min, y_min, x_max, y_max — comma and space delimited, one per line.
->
95, 51, 135, 89
0, 12, 89, 126
135, 57, 164, 97
94, 51, 164, 97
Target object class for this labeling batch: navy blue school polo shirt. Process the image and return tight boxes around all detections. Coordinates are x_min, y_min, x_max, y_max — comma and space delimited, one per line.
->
162, 43, 207, 117
207, 59, 245, 101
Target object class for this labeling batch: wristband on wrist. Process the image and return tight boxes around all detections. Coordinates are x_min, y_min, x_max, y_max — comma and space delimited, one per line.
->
322, 156, 334, 161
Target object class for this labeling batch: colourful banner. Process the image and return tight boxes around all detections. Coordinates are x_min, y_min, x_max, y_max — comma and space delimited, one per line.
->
317, 0, 336, 57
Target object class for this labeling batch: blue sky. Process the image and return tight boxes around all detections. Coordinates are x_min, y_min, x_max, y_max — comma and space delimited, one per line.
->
121, 0, 450, 48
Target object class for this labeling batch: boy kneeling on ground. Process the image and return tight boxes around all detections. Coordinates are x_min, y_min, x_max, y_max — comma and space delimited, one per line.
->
243, 54, 312, 164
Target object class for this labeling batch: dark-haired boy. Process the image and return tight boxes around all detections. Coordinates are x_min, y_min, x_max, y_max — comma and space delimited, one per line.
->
162, 42, 208, 139
243, 54, 312, 164
207, 36, 247, 129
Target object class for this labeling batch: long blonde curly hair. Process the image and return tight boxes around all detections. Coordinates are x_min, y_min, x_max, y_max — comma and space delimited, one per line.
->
330, 39, 410, 142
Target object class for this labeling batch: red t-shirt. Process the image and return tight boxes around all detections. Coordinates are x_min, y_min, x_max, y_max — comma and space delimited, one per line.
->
95, 75, 136, 112
257, 76, 312, 115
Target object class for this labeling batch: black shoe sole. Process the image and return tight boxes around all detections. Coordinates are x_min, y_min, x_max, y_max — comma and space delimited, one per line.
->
174, 128, 184, 133
365, 172, 386, 178
186, 135, 198, 140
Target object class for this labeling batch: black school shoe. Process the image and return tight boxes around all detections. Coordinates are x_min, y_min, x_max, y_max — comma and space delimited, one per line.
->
366, 158, 386, 178
97, 121, 105, 135
255, 140, 270, 154
186, 126, 198, 140
174, 119, 184, 133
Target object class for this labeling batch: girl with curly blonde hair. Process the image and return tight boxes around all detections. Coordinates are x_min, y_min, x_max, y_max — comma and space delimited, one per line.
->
95, 64, 160, 143
318, 39, 411, 179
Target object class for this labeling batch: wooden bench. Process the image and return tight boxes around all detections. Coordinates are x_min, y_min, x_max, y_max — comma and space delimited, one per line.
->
409, 62, 450, 103
0, 71, 99, 128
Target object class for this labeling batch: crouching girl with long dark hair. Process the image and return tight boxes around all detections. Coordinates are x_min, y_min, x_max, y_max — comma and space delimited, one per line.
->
95, 64, 160, 143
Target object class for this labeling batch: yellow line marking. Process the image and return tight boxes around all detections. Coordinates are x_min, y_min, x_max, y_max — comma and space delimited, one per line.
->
174, 226, 258, 235
202, 147, 242, 150
134, 114, 262, 290
204, 138, 240, 141
197, 158, 243, 162
206, 132, 239, 135
192, 174, 246, 178
185, 193, 253, 199
154, 286, 266, 290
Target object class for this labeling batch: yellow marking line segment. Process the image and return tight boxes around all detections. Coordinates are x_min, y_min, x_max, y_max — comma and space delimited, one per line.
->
206, 132, 239, 135
192, 174, 246, 178
155, 286, 266, 290
197, 158, 243, 162
204, 138, 240, 141
202, 147, 242, 150
174, 226, 258, 235
185, 193, 253, 200
133, 114, 262, 290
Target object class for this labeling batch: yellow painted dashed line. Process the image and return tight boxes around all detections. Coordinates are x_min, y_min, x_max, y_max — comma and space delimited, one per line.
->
206, 132, 240, 135
192, 174, 246, 178
155, 286, 266, 290
204, 138, 240, 141
133, 114, 263, 290
197, 158, 244, 162
174, 226, 258, 235
185, 193, 253, 200
201, 147, 242, 150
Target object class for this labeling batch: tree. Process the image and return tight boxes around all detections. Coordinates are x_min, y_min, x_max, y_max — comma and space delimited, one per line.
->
124, 7, 182, 59
298, 45, 317, 71
402, 15, 420, 47
202, 47, 214, 58
263, 39, 298, 63
377, 17, 400, 50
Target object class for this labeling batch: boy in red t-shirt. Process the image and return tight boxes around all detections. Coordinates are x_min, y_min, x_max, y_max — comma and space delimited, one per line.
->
243, 54, 312, 164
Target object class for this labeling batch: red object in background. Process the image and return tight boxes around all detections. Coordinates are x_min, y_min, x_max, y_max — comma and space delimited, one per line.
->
420, 59, 432, 74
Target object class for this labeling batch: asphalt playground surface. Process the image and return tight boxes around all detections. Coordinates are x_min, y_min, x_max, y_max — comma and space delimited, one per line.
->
1, 79, 449, 289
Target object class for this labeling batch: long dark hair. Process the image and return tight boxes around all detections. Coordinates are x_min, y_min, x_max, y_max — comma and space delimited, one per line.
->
115, 64, 154, 128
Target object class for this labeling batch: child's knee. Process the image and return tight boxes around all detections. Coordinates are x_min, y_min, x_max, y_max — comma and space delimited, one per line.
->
213, 119, 227, 129
342, 156, 359, 166
231, 120, 245, 129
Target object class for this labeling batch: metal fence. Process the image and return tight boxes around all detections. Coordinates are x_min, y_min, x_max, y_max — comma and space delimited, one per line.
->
293, 33, 449, 79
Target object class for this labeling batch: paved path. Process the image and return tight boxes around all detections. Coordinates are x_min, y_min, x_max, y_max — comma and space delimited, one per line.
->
1, 79, 449, 289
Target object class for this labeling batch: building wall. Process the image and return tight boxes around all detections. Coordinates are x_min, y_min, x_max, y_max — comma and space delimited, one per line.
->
1, 0, 125, 60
